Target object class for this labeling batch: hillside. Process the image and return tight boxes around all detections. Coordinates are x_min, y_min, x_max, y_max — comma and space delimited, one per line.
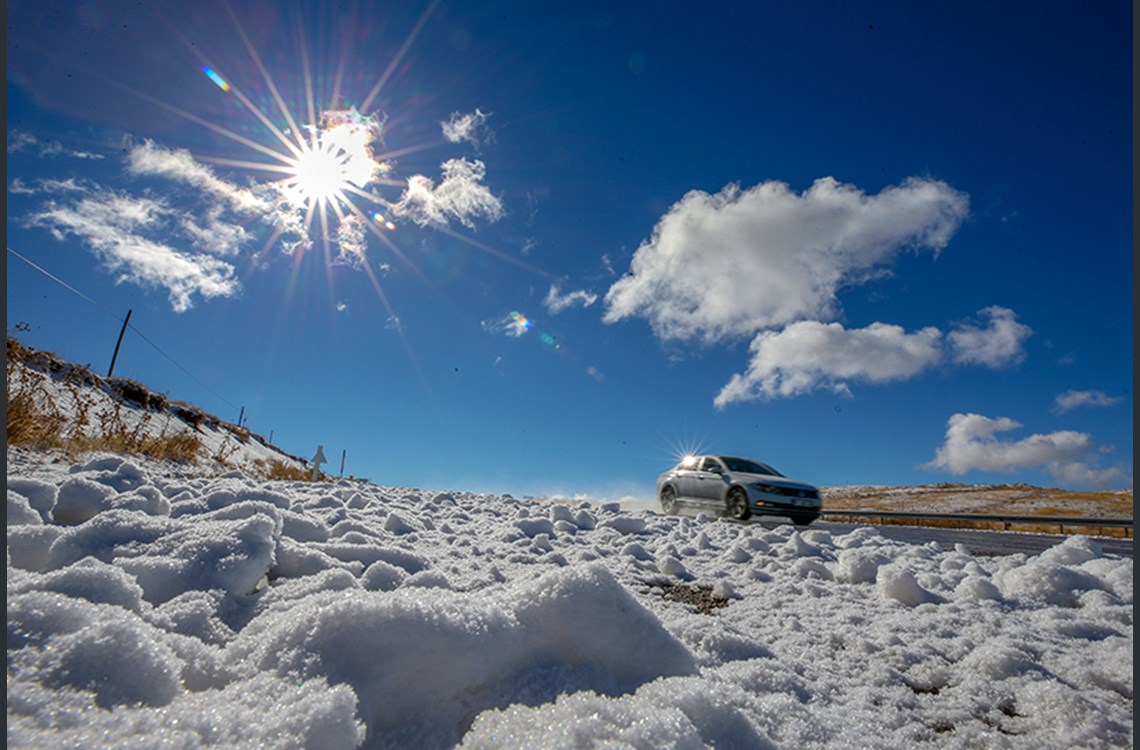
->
7, 337, 310, 479
822, 483, 1132, 519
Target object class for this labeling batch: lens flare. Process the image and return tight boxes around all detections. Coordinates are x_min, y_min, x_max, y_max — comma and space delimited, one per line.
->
202, 66, 231, 92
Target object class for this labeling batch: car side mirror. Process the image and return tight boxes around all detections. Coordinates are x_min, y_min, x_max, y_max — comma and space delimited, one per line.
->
707, 465, 724, 474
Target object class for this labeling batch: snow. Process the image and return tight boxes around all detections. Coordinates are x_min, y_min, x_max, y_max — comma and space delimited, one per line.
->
7, 447, 1133, 749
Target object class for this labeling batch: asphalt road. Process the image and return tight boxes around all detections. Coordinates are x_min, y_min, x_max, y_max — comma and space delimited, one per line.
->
753, 518, 1134, 559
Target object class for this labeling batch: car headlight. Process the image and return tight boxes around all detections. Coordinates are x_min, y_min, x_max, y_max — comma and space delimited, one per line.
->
751, 483, 776, 493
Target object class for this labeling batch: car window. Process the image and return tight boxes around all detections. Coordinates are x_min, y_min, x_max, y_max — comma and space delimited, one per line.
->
721, 457, 783, 476
699, 457, 722, 472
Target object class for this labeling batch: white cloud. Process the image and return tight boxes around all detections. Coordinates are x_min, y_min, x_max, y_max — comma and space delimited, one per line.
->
603, 176, 969, 343
7, 130, 37, 153
714, 321, 944, 406
333, 213, 368, 268
544, 285, 598, 314
8, 178, 36, 194
127, 140, 264, 213
926, 413, 1127, 487
178, 205, 251, 257
1052, 389, 1124, 414
947, 306, 1032, 368
27, 189, 240, 312
441, 109, 492, 146
7, 130, 103, 159
392, 158, 504, 229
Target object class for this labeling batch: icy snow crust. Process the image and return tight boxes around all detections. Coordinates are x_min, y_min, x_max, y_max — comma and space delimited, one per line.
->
7, 451, 1134, 749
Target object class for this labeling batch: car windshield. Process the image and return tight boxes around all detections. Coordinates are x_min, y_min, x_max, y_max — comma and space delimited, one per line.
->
720, 457, 783, 477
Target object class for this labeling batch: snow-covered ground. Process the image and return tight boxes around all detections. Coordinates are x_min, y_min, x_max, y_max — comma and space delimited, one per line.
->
7, 446, 1133, 749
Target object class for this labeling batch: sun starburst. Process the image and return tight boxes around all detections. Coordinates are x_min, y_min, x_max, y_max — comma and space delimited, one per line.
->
280, 109, 388, 210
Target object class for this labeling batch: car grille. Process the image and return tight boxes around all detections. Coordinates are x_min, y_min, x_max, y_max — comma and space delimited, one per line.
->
757, 484, 819, 500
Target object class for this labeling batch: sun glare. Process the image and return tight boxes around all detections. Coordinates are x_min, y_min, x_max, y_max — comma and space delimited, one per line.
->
288, 146, 350, 203
283, 113, 385, 208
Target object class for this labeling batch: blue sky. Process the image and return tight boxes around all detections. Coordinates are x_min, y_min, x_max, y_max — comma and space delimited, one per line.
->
7, 1, 1132, 499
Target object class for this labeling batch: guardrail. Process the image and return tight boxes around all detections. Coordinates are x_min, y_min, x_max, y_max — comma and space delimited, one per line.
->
819, 510, 1133, 539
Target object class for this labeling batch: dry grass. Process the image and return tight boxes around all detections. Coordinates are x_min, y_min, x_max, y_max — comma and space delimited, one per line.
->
7, 337, 203, 464
255, 458, 317, 482
6, 372, 69, 449
822, 483, 1132, 518
822, 484, 1133, 539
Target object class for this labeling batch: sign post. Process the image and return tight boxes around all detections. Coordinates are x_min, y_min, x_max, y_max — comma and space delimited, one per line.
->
311, 445, 327, 481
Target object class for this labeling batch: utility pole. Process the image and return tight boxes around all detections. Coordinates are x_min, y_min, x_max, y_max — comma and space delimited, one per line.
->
107, 309, 132, 378
340, 449, 346, 478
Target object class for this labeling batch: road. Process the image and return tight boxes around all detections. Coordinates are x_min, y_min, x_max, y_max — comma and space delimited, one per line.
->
752, 518, 1134, 558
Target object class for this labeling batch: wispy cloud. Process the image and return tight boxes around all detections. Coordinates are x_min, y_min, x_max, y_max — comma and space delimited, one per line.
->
714, 321, 944, 405
925, 412, 1128, 487
544, 285, 598, 314
947, 306, 1032, 368
483, 311, 532, 338
126, 140, 264, 213
7, 130, 104, 159
441, 109, 493, 147
7, 130, 37, 153
333, 213, 368, 268
603, 176, 969, 343
1052, 389, 1124, 415
26, 186, 240, 312
392, 158, 504, 229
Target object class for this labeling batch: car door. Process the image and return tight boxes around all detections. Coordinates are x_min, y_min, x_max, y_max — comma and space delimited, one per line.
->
693, 456, 728, 505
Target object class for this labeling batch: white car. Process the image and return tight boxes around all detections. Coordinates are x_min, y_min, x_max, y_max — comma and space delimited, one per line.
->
656, 454, 822, 525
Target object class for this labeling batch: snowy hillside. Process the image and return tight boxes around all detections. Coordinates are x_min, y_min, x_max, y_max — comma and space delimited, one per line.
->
6, 340, 1135, 748
7, 337, 310, 477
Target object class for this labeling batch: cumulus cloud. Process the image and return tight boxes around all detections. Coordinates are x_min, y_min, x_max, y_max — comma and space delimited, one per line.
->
1052, 389, 1124, 415
715, 305, 1033, 406
392, 158, 504, 229
714, 321, 944, 406
27, 188, 239, 312
544, 285, 598, 314
441, 109, 492, 147
926, 413, 1128, 487
947, 306, 1032, 368
603, 176, 969, 343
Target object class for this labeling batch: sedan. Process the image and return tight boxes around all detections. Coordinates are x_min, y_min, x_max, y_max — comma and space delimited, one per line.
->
657, 455, 822, 525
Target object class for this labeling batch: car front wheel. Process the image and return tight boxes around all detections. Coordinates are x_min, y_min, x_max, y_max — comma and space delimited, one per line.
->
660, 486, 678, 515
727, 488, 751, 521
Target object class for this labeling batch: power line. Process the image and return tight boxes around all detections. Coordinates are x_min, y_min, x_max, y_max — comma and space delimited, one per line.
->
7, 246, 242, 413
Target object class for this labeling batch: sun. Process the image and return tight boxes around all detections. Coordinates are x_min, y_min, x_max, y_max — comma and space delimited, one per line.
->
287, 145, 351, 204
281, 109, 387, 209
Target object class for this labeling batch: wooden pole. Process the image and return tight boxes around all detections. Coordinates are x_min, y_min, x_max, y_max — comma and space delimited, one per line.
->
107, 309, 132, 378
340, 449, 346, 477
